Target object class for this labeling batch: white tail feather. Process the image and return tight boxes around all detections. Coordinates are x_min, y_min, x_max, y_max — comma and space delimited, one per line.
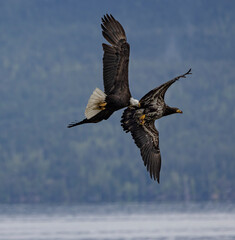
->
85, 88, 107, 119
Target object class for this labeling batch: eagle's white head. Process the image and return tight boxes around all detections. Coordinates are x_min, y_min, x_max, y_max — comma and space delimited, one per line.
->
129, 97, 140, 107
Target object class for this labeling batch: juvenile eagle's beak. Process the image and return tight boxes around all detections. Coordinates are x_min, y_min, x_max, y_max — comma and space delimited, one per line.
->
176, 109, 183, 113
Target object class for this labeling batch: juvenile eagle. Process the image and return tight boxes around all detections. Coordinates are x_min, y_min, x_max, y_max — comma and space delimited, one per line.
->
68, 14, 139, 128
121, 69, 192, 183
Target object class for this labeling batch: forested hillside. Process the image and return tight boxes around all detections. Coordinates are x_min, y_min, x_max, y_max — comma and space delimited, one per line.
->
0, 0, 234, 203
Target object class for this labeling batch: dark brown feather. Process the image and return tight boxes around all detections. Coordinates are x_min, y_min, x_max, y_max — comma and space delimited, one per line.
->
68, 14, 136, 128
121, 108, 161, 182
121, 69, 192, 182
101, 14, 131, 97
140, 69, 192, 107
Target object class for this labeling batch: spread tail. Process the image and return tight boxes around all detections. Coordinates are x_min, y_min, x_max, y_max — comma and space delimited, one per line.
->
85, 88, 107, 119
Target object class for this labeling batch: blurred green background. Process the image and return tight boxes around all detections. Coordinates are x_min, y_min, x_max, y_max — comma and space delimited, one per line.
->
0, 0, 234, 203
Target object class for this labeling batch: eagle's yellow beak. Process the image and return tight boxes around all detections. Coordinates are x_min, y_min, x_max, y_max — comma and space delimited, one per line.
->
176, 109, 183, 113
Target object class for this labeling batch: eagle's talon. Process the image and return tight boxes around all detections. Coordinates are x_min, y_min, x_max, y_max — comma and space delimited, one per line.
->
99, 102, 107, 107
139, 114, 146, 125
139, 114, 146, 120
98, 102, 107, 110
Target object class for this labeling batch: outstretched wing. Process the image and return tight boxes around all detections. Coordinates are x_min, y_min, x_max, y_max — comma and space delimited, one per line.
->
140, 69, 192, 107
101, 14, 131, 96
121, 108, 161, 182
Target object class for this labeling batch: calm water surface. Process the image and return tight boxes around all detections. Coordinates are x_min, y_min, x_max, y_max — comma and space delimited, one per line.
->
0, 203, 234, 240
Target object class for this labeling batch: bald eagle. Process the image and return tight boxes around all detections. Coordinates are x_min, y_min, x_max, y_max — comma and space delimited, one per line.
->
68, 14, 139, 128
121, 69, 192, 183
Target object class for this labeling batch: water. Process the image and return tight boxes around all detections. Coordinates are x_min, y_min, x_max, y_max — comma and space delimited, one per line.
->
0, 203, 234, 240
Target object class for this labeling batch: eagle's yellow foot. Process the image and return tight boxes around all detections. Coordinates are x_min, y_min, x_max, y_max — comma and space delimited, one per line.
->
99, 102, 107, 110
139, 114, 146, 125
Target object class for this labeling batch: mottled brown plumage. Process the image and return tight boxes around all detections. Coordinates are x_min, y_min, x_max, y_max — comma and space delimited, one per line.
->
121, 69, 192, 182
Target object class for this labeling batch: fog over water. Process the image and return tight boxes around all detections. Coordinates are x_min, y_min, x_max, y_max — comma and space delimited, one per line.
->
0, 203, 234, 240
